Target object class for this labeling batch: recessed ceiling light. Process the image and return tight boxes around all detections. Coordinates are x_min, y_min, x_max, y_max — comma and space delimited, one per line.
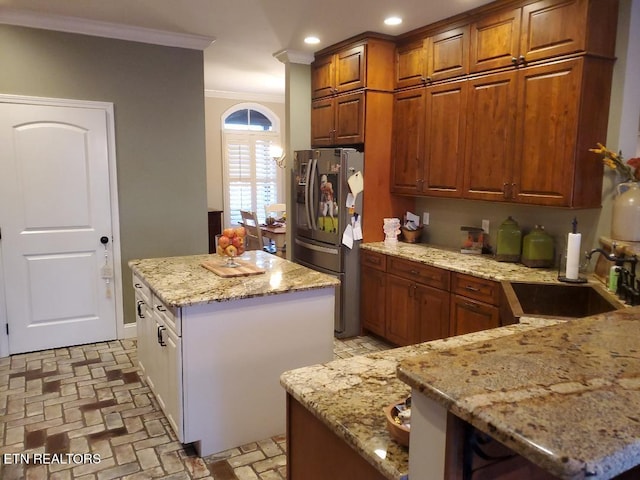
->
384, 16, 403, 26
304, 36, 320, 45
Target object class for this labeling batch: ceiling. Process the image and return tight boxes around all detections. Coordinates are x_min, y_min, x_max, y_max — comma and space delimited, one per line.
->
0, 0, 494, 100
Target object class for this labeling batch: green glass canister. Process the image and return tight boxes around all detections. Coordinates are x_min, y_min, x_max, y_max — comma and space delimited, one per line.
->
496, 216, 522, 262
522, 225, 554, 268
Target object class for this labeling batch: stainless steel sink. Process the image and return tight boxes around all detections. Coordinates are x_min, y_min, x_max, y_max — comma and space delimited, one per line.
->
501, 281, 621, 323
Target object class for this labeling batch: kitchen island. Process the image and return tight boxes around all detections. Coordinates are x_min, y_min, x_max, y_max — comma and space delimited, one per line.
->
129, 251, 338, 456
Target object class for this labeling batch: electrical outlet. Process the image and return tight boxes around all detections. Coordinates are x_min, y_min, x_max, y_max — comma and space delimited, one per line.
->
482, 219, 490, 234
423, 212, 430, 226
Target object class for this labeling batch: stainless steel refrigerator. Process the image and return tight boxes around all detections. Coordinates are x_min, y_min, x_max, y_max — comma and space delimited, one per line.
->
292, 148, 363, 338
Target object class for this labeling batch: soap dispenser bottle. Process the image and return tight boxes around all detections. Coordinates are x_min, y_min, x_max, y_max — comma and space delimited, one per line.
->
496, 216, 522, 262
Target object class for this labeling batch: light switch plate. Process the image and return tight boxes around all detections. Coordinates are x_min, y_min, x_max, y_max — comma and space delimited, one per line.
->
423, 212, 430, 226
482, 219, 490, 234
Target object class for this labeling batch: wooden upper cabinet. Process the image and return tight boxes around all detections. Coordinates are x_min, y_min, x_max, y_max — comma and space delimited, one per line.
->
311, 91, 365, 147
396, 40, 427, 89
391, 88, 425, 195
512, 58, 583, 206
469, 7, 522, 73
396, 25, 469, 88
463, 71, 518, 201
470, 0, 618, 74
312, 45, 364, 99
311, 54, 337, 99
426, 25, 470, 82
312, 38, 396, 100
422, 80, 467, 197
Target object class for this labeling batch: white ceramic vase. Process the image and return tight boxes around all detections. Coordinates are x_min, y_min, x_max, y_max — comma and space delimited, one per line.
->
611, 182, 640, 241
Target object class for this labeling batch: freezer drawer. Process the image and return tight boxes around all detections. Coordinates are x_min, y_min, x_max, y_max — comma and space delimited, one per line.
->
294, 237, 342, 273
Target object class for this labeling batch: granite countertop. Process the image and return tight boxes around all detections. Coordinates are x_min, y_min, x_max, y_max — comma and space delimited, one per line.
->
398, 306, 640, 480
280, 318, 561, 480
362, 242, 566, 283
129, 251, 339, 307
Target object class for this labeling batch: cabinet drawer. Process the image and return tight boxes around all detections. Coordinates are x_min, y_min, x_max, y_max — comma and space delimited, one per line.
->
451, 273, 499, 306
450, 294, 500, 336
132, 273, 151, 304
360, 250, 387, 271
152, 295, 181, 336
388, 257, 450, 290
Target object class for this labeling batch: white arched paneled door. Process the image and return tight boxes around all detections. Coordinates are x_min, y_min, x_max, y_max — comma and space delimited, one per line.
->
0, 96, 123, 355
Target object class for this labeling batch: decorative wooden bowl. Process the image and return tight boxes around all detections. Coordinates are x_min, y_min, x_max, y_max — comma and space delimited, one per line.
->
384, 399, 410, 447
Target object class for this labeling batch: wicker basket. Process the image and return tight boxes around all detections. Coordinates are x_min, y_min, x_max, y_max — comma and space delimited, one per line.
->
400, 226, 423, 243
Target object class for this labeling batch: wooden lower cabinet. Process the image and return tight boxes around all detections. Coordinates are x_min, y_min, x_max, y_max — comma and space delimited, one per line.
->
360, 264, 386, 337
361, 251, 501, 344
286, 395, 387, 480
449, 294, 500, 336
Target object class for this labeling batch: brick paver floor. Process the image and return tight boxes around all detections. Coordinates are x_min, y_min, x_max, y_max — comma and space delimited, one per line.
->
0, 335, 391, 479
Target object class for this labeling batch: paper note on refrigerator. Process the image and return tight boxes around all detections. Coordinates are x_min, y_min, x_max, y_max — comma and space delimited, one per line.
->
347, 171, 363, 196
342, 224, 354, 249
352, 216, 363, 241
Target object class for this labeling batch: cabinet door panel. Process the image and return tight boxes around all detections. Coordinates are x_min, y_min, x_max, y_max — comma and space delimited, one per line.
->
513, 59, 581, 205
360, 265, 386, 337
422, 80, 467, 197
335, 45, 366, 93
470, 7, 521, 73
450, 295, 499, 336
396, 40, 427, 89
386, 275, 417, 346
312, 54, 336, 99
311, 98, 335, 147
463, 71, 517, 201
391, 89, 425, 194
162, 326, 183, 441
520, 0, 587, 63
427, 26, 469, 81
334, 92, 365, 145
416, 285, 450, 342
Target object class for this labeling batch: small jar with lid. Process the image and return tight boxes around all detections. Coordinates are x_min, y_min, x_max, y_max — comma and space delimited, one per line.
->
496, 216, 522, 262
522, 225, 554, 268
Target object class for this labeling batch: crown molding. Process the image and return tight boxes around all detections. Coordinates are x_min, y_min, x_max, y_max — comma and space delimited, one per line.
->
273, 49, 314, 65
0, 7, 215, 50
205, 89, 285, 104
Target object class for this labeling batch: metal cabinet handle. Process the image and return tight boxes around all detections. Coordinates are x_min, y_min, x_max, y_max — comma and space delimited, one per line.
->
137, 300, 145, 318
518, 55, 526, 64
156, 305, 167, 312
511, 57, 518, 65
465, 285, 480, 292
463, 301, 480, 310
134, 283, 142, 289
157, 325, 166, 346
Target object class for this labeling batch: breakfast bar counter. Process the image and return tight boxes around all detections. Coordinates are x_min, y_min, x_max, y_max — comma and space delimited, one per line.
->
398, 306, 640, 480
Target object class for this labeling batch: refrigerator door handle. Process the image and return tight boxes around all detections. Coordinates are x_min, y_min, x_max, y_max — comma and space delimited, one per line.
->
308, 158, 318, 231
294, 238, 339, 255
303, 157, 313, 231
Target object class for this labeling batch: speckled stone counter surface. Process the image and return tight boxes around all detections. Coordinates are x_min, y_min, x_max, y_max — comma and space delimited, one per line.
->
129, 250, 339, 307
361, 241, 566, 283
398, 307, 640, 480
280, 318, 561, 480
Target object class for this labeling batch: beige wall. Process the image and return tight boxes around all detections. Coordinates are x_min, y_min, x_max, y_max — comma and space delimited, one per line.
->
204, 95, 286, 214
0, 25, 209, 324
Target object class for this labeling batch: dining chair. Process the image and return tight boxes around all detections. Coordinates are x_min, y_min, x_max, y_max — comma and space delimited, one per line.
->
240, 210, 264, 251
265, 203, 286, 220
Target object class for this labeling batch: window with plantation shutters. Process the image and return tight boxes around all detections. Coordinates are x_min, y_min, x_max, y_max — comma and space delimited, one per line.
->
221, 104, 283, 227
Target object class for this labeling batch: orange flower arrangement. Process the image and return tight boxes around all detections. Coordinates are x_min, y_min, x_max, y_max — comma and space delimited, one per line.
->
590, 143, 640, 182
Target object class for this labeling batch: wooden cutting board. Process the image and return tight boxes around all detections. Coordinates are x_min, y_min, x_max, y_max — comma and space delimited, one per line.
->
201, 259, 266, 278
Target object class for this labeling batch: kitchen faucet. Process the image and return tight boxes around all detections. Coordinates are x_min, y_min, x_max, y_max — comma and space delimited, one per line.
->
585, 243, 639, 306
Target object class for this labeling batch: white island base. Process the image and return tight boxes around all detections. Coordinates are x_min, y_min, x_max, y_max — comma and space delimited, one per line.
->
182, 288, 334, 456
